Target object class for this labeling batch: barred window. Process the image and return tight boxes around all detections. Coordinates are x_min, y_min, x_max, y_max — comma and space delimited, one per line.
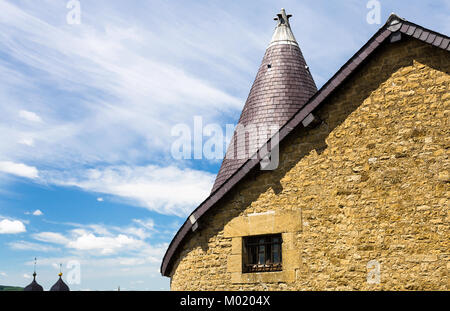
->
242, 234, 282, 273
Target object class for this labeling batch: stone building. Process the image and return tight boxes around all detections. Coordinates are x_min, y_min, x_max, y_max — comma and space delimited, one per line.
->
161, 9, 449, 290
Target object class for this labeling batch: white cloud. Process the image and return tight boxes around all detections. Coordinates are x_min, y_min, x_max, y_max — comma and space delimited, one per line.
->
45, 165, 215, 216
0, 218, 26, 234
9, 240, 56, 252
97, 197, 104, 202
23, 273, 31, 279
0, 161, 39, 179
31, 219, 160, 255
18, 137, 34, 146
32, 209, 43, 216
133, 218, 155, 231
67, 233, 144, 255
19, 110, 43, 123
33, 232, 70, 245
121, 227, 149, 240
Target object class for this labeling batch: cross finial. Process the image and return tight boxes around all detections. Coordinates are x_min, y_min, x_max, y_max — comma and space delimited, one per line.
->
33, 257, 37, 279
273, 8, 292, 26
268, 8, 298, 48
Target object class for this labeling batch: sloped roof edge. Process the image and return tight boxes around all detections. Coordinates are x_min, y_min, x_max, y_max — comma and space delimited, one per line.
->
161, 14, 450, 277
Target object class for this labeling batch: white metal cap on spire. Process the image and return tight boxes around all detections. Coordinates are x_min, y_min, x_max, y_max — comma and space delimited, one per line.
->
268, 8, 298, 48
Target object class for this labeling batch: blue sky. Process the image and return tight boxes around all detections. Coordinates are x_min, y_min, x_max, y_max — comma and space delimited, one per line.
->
0, 0, 448, 290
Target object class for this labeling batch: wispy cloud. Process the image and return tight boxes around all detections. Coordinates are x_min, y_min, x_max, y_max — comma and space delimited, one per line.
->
32, 219, 163, 256
18, 138, 35, 147
43, 165, 215, 216
19, 110, 43, 123
67, 233, 144, 255
25, 209, 44, 216
9, 240, 57, 252
33, 231, 70, 245
0, 0, 243, 170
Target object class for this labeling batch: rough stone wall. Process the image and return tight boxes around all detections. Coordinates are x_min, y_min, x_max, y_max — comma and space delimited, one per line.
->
169, 38, 449, 291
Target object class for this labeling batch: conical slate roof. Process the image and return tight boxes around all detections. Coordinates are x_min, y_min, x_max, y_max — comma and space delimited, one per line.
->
211, 8, 317, 193
50, 273, 70, 291
24, 272, 44, 291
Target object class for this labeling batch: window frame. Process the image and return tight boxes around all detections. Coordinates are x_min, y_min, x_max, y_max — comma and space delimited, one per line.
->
242, 234, 283, 273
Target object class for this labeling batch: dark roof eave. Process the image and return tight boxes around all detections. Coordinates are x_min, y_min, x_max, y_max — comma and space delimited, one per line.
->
161, 15, 450, 277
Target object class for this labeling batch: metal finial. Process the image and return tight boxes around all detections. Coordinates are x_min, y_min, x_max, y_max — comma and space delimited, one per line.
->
33, 257, 37, 279
273, 8, 292, 26
269, 8, 298, 48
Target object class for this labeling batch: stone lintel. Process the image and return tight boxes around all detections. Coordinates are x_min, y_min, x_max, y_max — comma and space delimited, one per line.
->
224, 209, 302, 238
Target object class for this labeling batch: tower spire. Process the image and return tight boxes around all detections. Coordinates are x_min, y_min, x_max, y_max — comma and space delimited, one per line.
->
211, 8, 317, 193
33, 257, 37, 279
50, 263, 70, 291
24, 257, 43, 291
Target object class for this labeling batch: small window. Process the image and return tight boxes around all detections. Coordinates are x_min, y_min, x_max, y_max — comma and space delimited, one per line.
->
242, 234, 282, 273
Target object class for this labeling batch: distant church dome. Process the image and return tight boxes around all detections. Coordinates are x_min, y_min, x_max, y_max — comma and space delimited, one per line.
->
50, 272, 70, 291
24, 272, 44, 291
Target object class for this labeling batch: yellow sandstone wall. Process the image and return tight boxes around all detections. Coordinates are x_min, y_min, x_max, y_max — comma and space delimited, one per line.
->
169, 38, 449, 290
